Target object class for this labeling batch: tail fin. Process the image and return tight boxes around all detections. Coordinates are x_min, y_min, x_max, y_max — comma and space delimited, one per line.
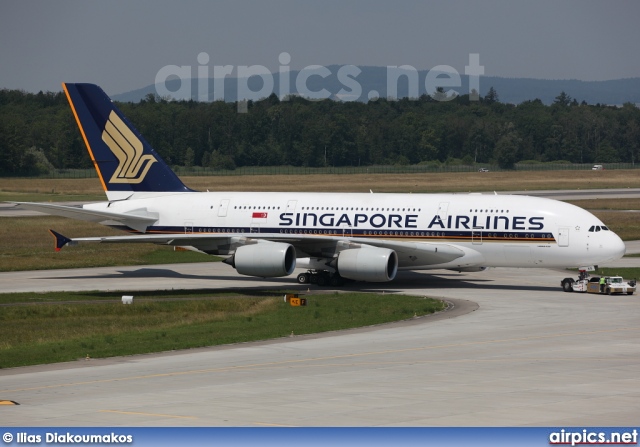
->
62, 83, 192, 198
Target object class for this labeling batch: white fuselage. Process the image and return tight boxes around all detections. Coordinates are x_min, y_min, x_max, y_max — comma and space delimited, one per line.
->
86, 191, 626, 270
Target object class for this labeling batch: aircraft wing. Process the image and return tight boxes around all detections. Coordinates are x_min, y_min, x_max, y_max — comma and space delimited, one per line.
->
337, 236, 465, 267
12, 202, 158, 232
48, 230, 465, 267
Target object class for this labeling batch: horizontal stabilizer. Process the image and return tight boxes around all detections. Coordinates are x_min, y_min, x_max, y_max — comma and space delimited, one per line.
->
12, 202, 158, 232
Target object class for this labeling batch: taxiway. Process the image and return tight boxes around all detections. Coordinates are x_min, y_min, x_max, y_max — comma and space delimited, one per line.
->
1, 253, 639, 426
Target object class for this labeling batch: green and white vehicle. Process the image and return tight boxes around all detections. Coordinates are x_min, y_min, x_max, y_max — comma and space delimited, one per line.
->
562, 274, 636, 295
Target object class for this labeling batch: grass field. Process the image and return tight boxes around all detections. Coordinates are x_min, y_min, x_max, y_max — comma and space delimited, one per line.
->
1, 169, 640, 198
0, 216, 219, 272
0, 290, 445, 368
593, 267, 640, 279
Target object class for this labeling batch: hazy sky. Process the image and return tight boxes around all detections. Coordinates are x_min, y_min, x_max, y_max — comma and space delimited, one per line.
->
1, 0, 639, 95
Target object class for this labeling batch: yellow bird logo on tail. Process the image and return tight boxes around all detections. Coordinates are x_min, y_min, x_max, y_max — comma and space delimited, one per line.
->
102, 111, 156, 183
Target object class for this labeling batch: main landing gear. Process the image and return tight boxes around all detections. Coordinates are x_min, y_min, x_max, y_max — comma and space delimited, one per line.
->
297, 270, 349, 287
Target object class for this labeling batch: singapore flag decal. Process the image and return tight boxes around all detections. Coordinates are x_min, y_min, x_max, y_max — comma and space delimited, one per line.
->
252, 212, 268, 219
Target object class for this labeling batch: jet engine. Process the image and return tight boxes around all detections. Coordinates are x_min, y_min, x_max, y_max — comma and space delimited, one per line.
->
337, 247, 398, 282
228, 243, 296, 277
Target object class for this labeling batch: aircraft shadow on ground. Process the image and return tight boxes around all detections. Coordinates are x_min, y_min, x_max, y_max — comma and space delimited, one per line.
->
350, 271, 557, 293
40, 267, 557, 293
40, 267, 299, 284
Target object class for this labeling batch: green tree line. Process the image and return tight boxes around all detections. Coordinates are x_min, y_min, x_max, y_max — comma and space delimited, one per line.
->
1, 87, 639, 176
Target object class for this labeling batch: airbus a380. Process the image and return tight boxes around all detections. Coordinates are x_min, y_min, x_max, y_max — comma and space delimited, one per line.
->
14, 83, 626, 286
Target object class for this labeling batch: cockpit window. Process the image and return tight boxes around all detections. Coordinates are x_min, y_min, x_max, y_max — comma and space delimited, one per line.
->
589, 226, 595, 232
601, 226, 609, 231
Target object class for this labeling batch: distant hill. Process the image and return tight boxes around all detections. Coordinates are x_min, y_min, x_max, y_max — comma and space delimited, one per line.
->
113, 66, 640, 105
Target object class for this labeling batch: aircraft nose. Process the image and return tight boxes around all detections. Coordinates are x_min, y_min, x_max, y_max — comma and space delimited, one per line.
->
608, 233, 626, 262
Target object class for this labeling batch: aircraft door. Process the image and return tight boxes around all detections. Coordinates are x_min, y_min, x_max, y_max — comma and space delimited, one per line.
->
286, 200, 297, 213
438, 202, 449, 220
472, 227, 483, 245
558, 227, 570, 247
218, 199, 230, 217
184, 221, 193, 234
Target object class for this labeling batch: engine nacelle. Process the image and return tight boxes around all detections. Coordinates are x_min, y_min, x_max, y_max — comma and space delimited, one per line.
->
232, 243, 296, 277
337, 247, 398, 282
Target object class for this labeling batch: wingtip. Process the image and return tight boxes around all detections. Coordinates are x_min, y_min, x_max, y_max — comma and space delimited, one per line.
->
49, 229, 72, 252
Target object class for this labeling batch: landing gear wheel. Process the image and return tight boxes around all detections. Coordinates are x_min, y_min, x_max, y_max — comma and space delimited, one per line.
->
297, 273, 310, 284
316, 275, 328, 286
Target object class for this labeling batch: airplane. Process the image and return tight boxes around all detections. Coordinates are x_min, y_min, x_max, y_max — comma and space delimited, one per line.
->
12, 83, 626, 286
